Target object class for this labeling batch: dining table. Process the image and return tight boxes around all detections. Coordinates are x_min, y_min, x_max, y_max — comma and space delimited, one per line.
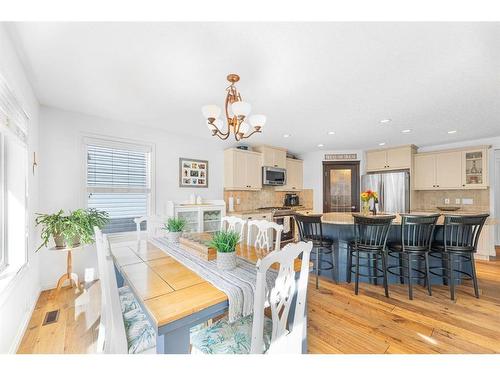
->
109, 235, 307, 354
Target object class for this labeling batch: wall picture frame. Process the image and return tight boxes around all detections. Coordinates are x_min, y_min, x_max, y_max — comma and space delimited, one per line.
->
179, 158, 209, 188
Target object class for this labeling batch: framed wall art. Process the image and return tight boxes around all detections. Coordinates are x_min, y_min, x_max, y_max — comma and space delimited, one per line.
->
179, 158, 208, 188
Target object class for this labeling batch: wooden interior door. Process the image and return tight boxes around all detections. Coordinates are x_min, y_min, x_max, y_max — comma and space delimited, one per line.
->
323, 161, 360, 213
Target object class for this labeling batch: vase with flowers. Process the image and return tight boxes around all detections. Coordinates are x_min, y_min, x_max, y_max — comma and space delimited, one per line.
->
360, 190, 379, 215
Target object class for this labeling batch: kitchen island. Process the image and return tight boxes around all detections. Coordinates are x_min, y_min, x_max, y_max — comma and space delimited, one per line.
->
314, 211, 497, 284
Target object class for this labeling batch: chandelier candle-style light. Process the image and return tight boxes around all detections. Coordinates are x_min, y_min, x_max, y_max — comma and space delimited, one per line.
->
202, 74, 266, 141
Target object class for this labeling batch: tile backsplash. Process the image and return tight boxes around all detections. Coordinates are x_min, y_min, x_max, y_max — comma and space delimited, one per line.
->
223, 187, 313, 212
412, 189, 490, 212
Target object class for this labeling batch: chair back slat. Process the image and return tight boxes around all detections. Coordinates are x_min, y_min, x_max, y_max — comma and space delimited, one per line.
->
134, 215, 169, 241
250, 241, 313, 354
352, 214, 395, 251
400, 214, 440, 252
220, 216, 246, 243
443, 214, 489, 252
247, 219, 283, 251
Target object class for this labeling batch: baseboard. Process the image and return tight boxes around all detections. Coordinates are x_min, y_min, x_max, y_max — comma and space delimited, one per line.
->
8, 286, 41, 354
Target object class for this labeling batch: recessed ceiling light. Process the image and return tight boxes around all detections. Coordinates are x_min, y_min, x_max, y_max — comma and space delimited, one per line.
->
401, 129, 412, 133
317, 144, 324, 148
380, 119, 392, 124
379, 142, 386, 146
447, 130, 457, 134
283, 134, 291, 138
328, 131, 335, 135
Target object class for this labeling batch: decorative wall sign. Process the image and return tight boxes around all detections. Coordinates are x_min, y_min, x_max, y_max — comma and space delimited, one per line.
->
324, 153, 358, 160
179, 158, 209, 188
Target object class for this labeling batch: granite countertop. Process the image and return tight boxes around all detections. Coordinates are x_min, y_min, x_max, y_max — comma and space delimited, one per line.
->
229, 206, 315, 216
320, 211, 497, 226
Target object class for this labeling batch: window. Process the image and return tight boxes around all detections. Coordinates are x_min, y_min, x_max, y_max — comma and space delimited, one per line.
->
85, 138, 152, 233
0, 75, 29, 273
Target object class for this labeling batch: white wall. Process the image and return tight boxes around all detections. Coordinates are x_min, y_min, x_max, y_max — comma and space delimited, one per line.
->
299, 149, 365, 213
38, 106, 225, 289
0, 24, 40, 353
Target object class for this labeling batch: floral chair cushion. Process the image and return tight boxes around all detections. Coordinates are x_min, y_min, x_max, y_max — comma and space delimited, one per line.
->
118, 286, 141, 314
190, 315, 273, 354
122, 307, 156, 354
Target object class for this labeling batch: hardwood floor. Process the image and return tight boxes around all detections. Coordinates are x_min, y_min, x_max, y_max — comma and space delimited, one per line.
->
17, 260, 500, 354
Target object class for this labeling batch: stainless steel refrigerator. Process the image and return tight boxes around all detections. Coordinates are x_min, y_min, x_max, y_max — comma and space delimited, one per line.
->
361, 170, 410, 213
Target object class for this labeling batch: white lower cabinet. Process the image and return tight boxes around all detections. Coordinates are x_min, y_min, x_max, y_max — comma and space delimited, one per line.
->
167, 200, 226, 233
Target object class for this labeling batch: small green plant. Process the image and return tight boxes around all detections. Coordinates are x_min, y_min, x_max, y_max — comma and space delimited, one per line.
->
35, 209, 109, 250
209, 230, 240, 253
164, 217, 187, 232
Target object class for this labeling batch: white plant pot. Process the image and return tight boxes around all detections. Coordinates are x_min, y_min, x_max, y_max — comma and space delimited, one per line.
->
216, 251, 237, 271
166, 231, 181, 243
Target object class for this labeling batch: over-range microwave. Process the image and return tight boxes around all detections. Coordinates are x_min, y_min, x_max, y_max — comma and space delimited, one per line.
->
262, 166, 287, 186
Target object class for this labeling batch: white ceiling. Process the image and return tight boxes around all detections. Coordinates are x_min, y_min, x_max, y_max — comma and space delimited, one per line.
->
6, 22, 500, 154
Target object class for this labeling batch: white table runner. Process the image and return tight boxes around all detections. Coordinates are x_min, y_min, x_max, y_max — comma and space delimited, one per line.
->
151, 238, 277, 322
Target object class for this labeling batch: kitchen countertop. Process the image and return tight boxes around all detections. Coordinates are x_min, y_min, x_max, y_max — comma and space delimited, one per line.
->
229, 207, 314, 216
319, 211, 497, 226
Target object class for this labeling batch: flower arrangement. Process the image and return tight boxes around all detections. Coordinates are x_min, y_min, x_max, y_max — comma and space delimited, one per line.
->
360, 190, 378, 215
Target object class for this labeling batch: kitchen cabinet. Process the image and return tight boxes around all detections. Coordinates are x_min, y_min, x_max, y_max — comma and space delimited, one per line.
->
276, 158, 303, 191
224, 148, 262, 190
365, 145, 415, 172
413, 146, 489, 190
167, 200, 226, 233
253, 145, 287, 168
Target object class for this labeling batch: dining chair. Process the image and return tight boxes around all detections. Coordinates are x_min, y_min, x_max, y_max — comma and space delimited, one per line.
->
134, 215, 168, 241
429, 214, 489, 300
387, 214, 440, 300
247, 219, 283, 251
220, 216, 246, 243
94, 227, 156, 354
190, 241, 313, 354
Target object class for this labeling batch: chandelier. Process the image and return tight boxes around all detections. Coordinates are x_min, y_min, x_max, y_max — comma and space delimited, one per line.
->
201, 74, 266, 141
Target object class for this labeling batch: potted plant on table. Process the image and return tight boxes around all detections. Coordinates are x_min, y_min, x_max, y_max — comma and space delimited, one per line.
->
209, 230, 240, 271
163, 217, 187, 243
35, 208, 109, 250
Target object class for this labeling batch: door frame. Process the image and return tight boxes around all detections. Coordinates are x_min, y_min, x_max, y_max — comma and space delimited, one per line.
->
322, 161, 360, 213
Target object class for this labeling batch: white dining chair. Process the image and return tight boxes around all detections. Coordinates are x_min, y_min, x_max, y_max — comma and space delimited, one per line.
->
220, 216, 246, 243
134, 215, 168, 241
94, 227, 156, 354
190, 241, 313, 354
247, 219, 283, 251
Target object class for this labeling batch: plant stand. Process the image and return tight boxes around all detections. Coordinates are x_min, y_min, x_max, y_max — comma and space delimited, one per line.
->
49, 246, 84, 292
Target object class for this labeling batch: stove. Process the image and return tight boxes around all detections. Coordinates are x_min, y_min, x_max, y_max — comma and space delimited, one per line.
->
257, 207, 297, 246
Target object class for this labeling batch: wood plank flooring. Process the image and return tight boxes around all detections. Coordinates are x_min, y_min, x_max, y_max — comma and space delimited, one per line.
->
17, 259, 500, 354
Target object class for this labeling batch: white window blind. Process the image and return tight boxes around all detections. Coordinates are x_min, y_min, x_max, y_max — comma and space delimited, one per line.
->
86, 139, 151, 233
0, 74, 29, 273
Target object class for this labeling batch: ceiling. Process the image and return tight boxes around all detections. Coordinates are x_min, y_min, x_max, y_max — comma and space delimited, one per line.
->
6, 22, 500, 154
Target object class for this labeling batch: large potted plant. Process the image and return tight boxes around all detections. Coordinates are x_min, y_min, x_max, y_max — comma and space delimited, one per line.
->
163, 217, 187, 243
35, 209, 109, 250
209, 230, 240, 271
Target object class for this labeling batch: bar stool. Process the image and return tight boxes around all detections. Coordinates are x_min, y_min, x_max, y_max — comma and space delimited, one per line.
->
347, 214, 395, 297
294, 213, 335, 288
387, 214, 440, 300
430, 214, 489, 300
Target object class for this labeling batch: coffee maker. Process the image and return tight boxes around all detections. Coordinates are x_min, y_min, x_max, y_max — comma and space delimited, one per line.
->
284, 193, 299, 207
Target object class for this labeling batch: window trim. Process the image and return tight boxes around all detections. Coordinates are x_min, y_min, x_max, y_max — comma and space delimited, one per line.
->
81, 133, 156, 232
0, 132, 6, 272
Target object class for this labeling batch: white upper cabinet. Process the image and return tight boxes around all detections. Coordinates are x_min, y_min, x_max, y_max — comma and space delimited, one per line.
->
224, 148, 262, 190
253, 145, 287, 168
365, 145, 415, 172
276, 158, 303, 191
413, 146, 489, 190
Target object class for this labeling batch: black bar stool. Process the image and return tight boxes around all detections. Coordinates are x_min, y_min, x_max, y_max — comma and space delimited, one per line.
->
387, 214, 440, 300
430, 214, 489, 300
294, 213, 335, 289
347, 214, 395, 297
